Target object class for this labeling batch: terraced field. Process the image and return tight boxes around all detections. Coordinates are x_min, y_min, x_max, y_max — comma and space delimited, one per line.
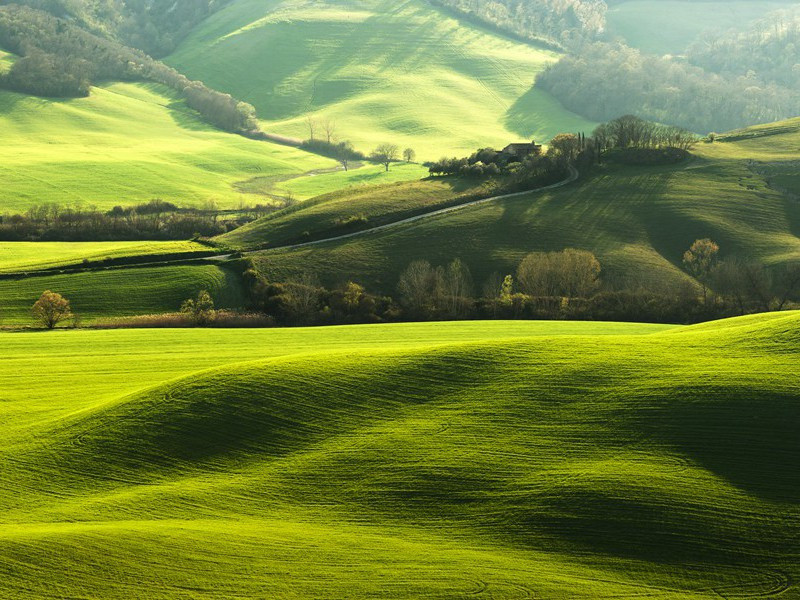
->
0, 82, 337, 212
246, 119, 800, 293
167, 0, 595, 159
1, 312, 798, 597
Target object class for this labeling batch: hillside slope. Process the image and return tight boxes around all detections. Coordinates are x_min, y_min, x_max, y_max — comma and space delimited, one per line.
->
245, 118, 800, 292
167, 0, 595, 159
0, 81, 337, 211
0, 313, 798, 597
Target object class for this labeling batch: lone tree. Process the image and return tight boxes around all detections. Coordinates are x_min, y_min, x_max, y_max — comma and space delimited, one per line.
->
335, 141, 356, 171
323, 118, 337, 144
32, 290, 73, 329
403, 147, 416, 163
683, 238, 720, 305
181, 290, 216, 325
372, 143, 399, 171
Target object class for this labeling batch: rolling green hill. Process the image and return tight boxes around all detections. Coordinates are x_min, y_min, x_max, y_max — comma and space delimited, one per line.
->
220, 175, 498, 249
0, 312, 798, 597
245, 119, 800, 293
0, 81, 340, 212
167, 0, 595, 159
0, 262, 244, 324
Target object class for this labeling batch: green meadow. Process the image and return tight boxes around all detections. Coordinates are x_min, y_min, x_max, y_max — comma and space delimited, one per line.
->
0, 82, 338, 212
0, 263, 243, 324
0, 312, 798, 597
605, 0, 792, 55
247, 120, 800, 292
167, 0, 595, 160
0, 241, 209, 273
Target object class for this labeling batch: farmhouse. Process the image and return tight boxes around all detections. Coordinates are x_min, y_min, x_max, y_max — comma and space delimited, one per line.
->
500, 141, 542, 161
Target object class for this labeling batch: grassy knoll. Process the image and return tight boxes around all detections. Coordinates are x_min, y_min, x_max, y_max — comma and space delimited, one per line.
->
167, 0, 595, 160
0, 82, 338, 212
246, 120, 800, 293
0, 241, 211, 273
605, 1, 791, 55
221, 175, 498, 249
0, 263, 244, 324
0, 312, 798, 597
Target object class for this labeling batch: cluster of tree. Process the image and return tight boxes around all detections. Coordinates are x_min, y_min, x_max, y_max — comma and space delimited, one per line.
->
593, 115, 695, 151
429, 0, 606, 49
687, 8, 800, 93
0, 5, 257, 133
428, 134, 588, 186
240, 242, 799, 328
0, 199, 279, 242
16, 0, 233, 57
536, 41, 800, 134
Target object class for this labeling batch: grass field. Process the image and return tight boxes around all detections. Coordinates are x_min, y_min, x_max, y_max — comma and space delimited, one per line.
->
167, 0, 595, 160
221, 175, 497, 249
245, 119, 800, 293
0, 263, 244, 324
605, 1, 793, 55
0, 312, 798, 597
0, 241, 210, 273
0, 48, 15, 72
0, 82, 340, 212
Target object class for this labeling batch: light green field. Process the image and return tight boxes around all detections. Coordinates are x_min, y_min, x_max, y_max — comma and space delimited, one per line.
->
0, 263, 244, 324
0, 241, 210, 273
247, 119, 800, 292
606, 1, 793, 55
1, 312, 798, 597
167, 0, 595, 160
0, 82, 337, 212
274, 162, 430, 200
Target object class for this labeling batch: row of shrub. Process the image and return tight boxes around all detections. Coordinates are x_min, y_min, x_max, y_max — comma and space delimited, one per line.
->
0, 199, 282, 242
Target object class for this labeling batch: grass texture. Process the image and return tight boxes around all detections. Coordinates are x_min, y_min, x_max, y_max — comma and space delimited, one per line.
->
167, 0, 595, 159
0, 82, 337, 212
0, 312, 797, 597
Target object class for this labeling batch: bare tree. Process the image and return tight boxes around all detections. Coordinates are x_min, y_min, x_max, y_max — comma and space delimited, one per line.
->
32, 290, 73, 329
323, 118, 337, 144
284, 273, 322, 323
371, 143, 400, 171
397, 260, 435, 314
403, 148, 416, 163
517, 249, 601, 298
305, 116, 318, 141
441, 258, 474, 317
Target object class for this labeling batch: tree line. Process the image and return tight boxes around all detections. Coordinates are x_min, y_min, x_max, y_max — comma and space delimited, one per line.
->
241, 241, 800, 328
0, 4, 257, 133
0, 199, 282, 242
15, 0, 232, 58
536, 41, 800, 134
